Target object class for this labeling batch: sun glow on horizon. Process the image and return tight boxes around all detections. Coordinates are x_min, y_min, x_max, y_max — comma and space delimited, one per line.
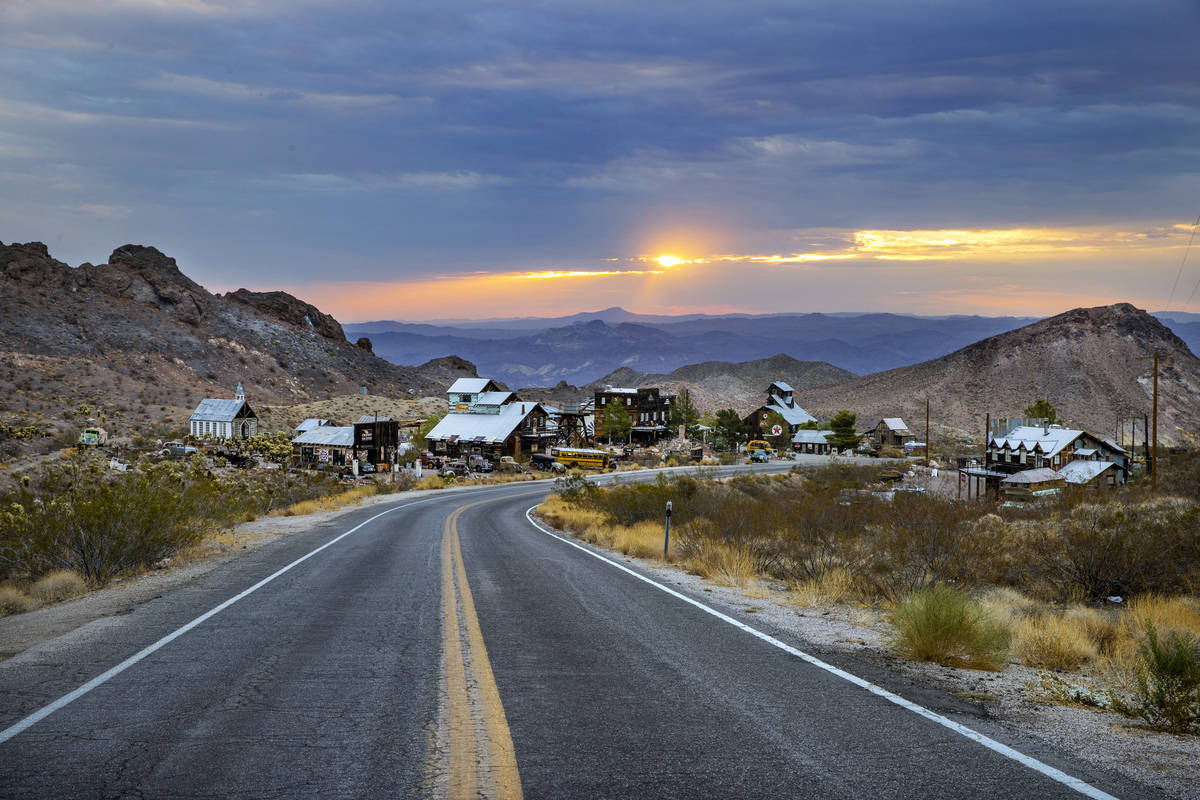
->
656, 255, 685, 267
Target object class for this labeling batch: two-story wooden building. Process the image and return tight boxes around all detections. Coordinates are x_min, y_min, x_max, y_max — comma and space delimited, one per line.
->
593, 386, 674, 446
743, 381, 816, 436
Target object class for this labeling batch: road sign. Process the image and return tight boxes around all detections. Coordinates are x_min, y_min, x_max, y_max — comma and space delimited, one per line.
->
771, 424, 783, 436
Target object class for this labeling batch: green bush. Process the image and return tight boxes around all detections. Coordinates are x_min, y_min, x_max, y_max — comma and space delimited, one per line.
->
1129, 623, 1200, 734
889, 585, 1010, 669
0, 453, 341, 584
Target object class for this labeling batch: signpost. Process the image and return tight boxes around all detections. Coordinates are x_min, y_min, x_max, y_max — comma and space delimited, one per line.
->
771, 424, 783, 436
663, 500, 673, 558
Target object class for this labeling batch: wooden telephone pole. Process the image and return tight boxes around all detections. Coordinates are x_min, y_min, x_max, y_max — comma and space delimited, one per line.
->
925, 397, 930, 463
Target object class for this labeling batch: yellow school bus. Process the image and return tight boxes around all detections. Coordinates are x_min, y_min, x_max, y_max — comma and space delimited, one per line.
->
550, 447, 611, 470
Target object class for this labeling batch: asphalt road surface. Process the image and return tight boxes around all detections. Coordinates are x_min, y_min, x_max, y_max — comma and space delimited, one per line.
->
0, 464, 1170, 799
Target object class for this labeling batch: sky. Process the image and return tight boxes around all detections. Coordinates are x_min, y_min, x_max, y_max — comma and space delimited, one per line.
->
3, 0, 1200, 321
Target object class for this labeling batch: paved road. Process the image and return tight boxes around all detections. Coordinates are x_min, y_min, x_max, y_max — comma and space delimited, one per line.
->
0, 464, 1168, 799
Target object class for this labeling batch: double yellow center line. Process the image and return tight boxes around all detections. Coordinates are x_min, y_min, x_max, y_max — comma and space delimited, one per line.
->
441, 501, 523, 800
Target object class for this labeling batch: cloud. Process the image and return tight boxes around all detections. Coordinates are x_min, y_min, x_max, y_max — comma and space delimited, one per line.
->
140, 73, 418, 113
254, 170, 508, 194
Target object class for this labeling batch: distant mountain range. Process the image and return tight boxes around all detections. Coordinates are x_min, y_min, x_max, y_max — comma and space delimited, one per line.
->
345, 311, 1047, 386
347, 306, 1200, 395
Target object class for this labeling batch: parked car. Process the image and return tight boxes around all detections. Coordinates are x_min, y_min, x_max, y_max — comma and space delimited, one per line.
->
749, 449, 769, 463
497, 456, 525, 472
159, 441, 198, 458
442, 459, 468, 477
359, 461, 376, 474
468, 455, 493, 473
529, 453, 556, 471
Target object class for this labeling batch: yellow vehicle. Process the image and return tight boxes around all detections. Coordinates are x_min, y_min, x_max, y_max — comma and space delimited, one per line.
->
746, 439, 774, 456
549, 447, 611, 470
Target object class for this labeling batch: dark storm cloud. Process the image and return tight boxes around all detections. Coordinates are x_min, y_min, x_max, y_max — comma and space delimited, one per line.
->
1, 0, 1198, 283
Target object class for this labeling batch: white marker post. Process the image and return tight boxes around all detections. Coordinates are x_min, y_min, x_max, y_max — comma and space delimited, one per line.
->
663, 500, 672, 558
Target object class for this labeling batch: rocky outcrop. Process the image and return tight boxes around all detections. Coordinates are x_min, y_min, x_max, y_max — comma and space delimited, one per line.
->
0, 241, 74, 288
355, 336, 373, 353
82, 245, 209, 324
225, 289, 346, 341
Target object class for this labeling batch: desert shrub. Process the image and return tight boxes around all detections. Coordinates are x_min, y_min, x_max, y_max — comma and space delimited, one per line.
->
677, 493, 782, 578
581, 474, 703, 528
889, 585, 1010, 669
1127, 623, 1200, 733
29, 570, 87, 604
1028, 499, 1200, 601
861, 494, 996, 602
0, 587, 35, 616
0, 453, 340, 584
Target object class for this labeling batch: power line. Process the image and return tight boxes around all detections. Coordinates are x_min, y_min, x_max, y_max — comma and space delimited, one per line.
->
1167, 212, 1200, 310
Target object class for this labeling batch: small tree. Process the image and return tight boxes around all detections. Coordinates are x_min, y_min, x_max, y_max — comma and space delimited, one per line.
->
1024, 398, 1058, 425
713, 408, 745, 452
412, 408, 446, 453
668, 388, 701, 438
826, 410, 861, 452
602, 402, 632, 445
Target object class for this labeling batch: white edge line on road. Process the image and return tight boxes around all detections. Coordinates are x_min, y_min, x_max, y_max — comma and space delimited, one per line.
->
0, 490, 479, 745
525, 505, 1121, 800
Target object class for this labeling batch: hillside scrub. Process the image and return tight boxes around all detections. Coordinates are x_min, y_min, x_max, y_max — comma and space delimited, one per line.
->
545, 468, 1200, 605
0, 452, 341, 586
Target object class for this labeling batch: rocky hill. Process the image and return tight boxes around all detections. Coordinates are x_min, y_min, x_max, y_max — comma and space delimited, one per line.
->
792, 304, 1200, 443
578, 354, 856, 415
0, 241, 441, 440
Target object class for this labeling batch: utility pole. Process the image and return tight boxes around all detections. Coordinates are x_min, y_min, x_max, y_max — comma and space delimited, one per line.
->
1152, 349, 1159, 492
925, 397, 930, 463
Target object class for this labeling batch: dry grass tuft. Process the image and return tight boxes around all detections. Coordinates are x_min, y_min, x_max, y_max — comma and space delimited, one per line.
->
890, 585, 1010, 670
415, 476, 448, 491
1123, 594, 1200, 638
1098, 594, 1200, 691
29, 570, 87, 604
0, 586, 36, 616
1013, 613, 1098, 670
611, 522, 666, 560
276, 485, 379, 517
790, 568, 857, 606
682, 540, 758, 587
537, 496, 606, 534
979, 587, 1039, 629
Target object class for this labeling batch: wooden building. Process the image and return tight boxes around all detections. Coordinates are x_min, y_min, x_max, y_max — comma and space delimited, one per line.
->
425, 401, 553, 460
189, 382, 258, 440
791, 429, 835, 455
593, 386, 674, 446
743, 381, 816, 437
862, 418, 915, 450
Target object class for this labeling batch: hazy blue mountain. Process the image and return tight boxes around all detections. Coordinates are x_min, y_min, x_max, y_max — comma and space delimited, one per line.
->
347, 309, 1048, 387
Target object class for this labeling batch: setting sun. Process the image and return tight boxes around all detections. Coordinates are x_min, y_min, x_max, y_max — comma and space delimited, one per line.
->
656, 255, 685, 267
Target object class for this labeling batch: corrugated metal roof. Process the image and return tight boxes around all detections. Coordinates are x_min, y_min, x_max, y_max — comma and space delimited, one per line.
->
426, 403, 539, 444
792, 429, 834, 444
770, 380, 794, 393
989, 426, 1084, 458
1001, 468, 1062, 484
294, 418, 329, 432
473, 391, 515, 406
354, 415, 393, 424
766, 399, 816, 426
190, 398, 250, 423
882, 417, 909, 432
1058, 460, 1118, 484
291, 426, 354, 447
448, 378, 494, 394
